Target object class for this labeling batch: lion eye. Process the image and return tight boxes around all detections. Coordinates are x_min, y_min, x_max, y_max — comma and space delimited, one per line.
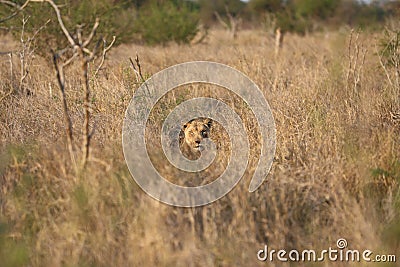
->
201, 130, 207, 137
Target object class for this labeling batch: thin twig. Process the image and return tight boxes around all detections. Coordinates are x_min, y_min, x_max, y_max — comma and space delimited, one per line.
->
0, 0, 31, 23
19, 15, 28, 91
135, 53, 145, 82
214, 5, 240, 39
214, 11, 229, 30
129, 54, 146, 83
62, 52, 79, 67
76, 24, 83, 46
129, 54, 149, 95
82, 18, 100, 47
129, 57, 140, 82
30, 0, 76, 47
17, 16, 49, 93
94, 36, 116, 78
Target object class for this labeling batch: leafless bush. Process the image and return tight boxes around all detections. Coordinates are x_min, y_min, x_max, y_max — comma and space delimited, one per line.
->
0, 12, 49, 99
27, 0, 116, 169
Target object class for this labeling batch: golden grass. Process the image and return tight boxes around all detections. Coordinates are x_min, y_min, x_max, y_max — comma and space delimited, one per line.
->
0, 29, 399, 266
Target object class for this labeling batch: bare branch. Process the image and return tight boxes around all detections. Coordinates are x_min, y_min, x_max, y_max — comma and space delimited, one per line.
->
214, 11, 229, 30
0, 0, 21, 8
94, 35, 116, 77
81, 36, 102, 59
129, 54, 150, 96
129, 57, 140, 82
135, 53, 144, 81
0, 0, 30, 23
30, 0, 76, 47
80, 36, 102, 168
22, 0, 110, 169
214, 5, 240, 39
76, 24, 83, 46
225, 5, 234, 23
17, 16, 50, 93
62, 51, 78, 67
19, 15, 28, 91
129, 53, 146, 84
52, 51, 76, 167
29, 18, 50, 41
82, 18, 99, 48
82, 47, 93, 57
86, 37, 103, 62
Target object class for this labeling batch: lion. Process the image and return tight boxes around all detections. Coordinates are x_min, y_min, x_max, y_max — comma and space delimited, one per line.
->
179, 118, 213, 160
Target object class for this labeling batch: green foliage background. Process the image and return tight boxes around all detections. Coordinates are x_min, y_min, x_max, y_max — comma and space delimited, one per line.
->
0, 0, 395, 49
0, 0, 136, 55
135, 0, 200, 45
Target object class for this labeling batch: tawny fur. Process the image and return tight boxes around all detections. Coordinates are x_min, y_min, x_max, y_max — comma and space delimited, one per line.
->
179, 118, 212, 160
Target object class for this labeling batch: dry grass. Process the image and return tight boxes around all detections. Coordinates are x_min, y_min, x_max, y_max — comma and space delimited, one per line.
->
0, 29, 399, 266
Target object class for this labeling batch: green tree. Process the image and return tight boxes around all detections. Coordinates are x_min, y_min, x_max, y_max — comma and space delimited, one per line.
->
248, 0, 282, 14
135, 0, 200, 45
333, 0, 386, 28
0, 0, 136, 55
273, 0, 340, 34
290, 0, 340, 20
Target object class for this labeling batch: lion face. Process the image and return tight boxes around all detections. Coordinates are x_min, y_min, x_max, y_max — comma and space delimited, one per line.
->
182, 118, 212, 151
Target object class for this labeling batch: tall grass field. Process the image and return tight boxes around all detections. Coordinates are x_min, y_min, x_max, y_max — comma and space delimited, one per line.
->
1, 28, 399, 266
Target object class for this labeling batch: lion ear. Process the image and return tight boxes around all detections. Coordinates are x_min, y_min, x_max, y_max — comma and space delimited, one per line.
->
205, 118, 212, 128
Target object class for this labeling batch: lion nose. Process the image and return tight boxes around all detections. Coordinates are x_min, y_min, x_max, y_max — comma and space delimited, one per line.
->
195, 140, 201, 145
